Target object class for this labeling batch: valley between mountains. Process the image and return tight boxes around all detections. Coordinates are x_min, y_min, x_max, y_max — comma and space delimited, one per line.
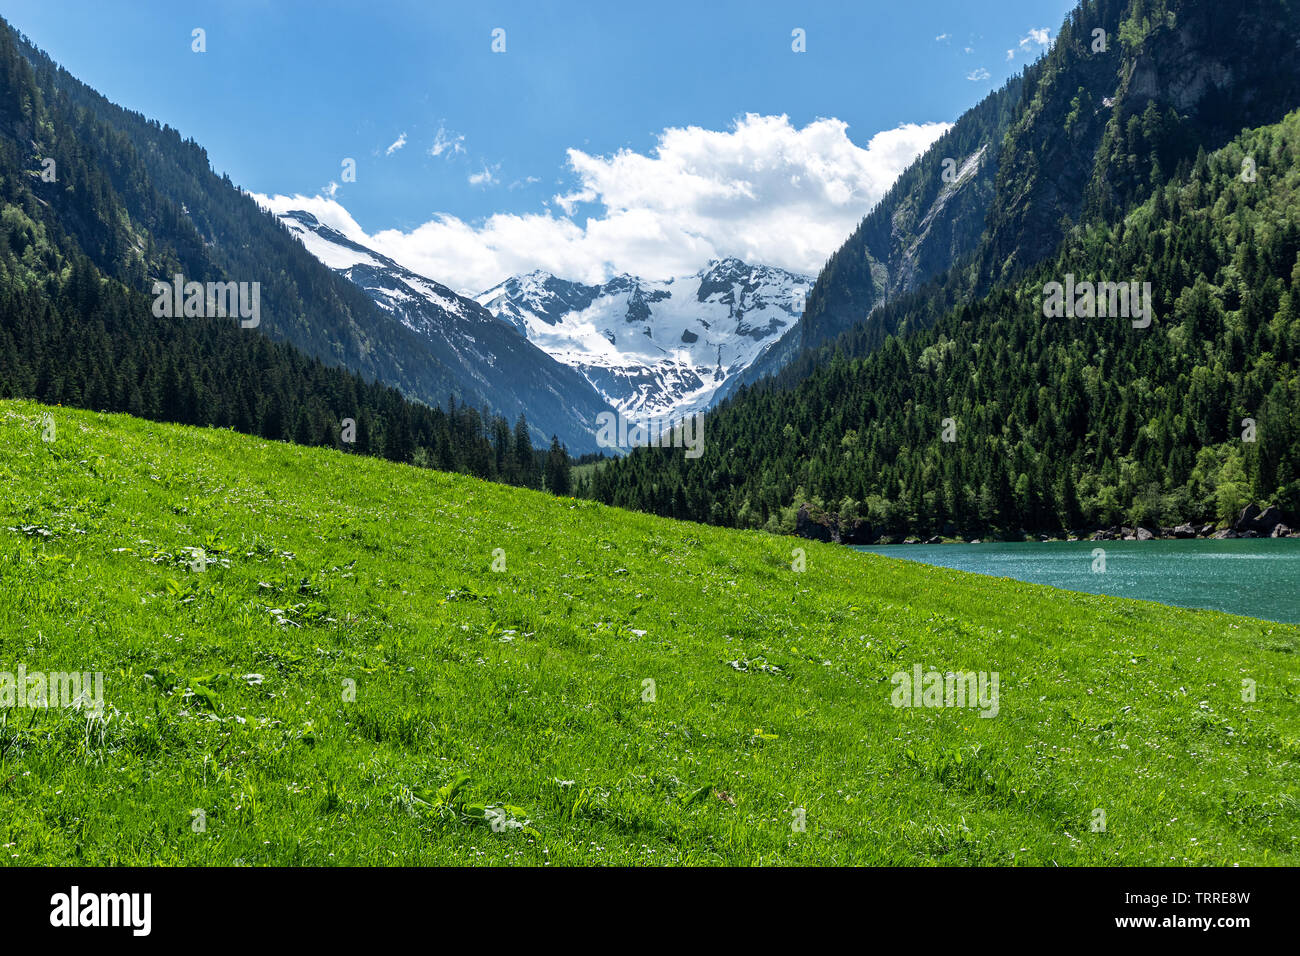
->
278, 206, 814, 435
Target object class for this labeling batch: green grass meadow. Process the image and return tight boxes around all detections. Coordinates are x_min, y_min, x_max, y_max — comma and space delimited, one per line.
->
1, 400, 1297, 865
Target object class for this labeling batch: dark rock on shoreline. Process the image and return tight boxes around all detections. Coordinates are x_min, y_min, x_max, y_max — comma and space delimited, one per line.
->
795, 505, 833, 542
1238, 504, 1286, 535
839, 520, 875, 545
795, 504, 875, 544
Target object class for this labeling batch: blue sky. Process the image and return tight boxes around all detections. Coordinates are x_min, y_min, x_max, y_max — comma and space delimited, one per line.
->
5, 0, 1075, 290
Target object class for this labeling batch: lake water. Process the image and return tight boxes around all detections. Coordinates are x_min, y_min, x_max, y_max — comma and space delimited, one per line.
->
853, 538, 1300, 624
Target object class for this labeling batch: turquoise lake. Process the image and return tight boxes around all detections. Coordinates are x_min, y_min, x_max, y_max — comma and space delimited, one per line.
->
853, 538, 1300, 624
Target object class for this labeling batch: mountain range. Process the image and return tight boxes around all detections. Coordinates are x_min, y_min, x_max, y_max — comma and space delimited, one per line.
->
277, 209, 810, 438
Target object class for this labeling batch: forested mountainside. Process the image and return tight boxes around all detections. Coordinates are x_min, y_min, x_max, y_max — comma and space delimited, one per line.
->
0, 19, 604, 455
584, 110, 1300, 539
981, 0, 1300, 283
0, 23, 476, 403
736, 0, 1300, 401
0, 20, 574, 491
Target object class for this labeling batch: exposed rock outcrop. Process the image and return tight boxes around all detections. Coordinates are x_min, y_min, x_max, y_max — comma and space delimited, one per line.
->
1236, 504, 1289, 535
794, 504, 874, 545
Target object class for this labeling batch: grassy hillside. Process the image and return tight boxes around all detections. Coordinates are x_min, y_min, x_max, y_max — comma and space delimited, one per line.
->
1, 399, 1296, 865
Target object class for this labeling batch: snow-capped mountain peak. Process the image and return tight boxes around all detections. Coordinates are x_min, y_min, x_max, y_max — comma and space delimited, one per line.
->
476, 259, 811, 419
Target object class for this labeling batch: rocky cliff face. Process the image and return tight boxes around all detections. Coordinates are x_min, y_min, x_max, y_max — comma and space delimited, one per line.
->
985, 0, 1300, 284
726, 77, 1025, 396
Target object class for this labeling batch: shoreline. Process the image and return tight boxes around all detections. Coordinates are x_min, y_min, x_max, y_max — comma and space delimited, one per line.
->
858, 532, 1300, 546
794, 503, 1298, 547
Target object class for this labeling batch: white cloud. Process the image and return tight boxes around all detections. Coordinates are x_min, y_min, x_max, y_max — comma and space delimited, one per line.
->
1007, 27, 1051, 60
468, 164, 500, 187
431, 124, 466, 158
967, 67, 990, 81
255, 113, 949, 294
935, 33, 950, 42
259, 191, 368, 237
1020, 27, 1051, 49
385, 132, 407, 155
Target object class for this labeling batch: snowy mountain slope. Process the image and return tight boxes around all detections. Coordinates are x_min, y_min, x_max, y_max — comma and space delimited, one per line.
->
278, 210, 615, 452
475, 259, 812, 419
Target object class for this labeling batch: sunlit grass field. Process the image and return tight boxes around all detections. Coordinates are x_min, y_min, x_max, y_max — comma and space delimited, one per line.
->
1, 399, 1297, 865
